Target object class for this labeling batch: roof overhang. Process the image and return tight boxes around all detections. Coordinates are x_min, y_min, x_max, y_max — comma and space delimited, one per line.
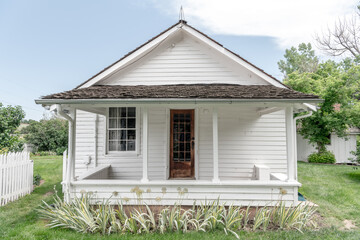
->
35, 98, 323, 105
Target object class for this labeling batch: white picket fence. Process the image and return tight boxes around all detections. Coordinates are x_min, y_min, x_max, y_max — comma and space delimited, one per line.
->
0, 152, 33, 206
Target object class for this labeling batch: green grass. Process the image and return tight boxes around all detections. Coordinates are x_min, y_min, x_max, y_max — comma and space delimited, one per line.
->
298, 162, 360, 227
1, 157, 360, 239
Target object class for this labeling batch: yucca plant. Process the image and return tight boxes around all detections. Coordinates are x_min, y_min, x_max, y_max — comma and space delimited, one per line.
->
39, 191, 317, 235
221, 205, 242, 239
94, 198, 113, 234
243, 205, 251, 229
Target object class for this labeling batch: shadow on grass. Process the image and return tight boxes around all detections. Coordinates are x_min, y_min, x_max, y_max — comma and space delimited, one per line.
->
346, 170, 360, 183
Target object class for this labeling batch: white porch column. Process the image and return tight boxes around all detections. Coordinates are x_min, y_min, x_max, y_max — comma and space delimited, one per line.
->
69, 108, 76, 182
285, 106, 295, 181
212, 107, 220, 182
141, 107, 149, 182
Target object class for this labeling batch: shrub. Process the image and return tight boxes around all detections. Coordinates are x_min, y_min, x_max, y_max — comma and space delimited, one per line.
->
308, 151, 336, 164
22, 118, 68, 155
39, 192, 317, 237
0, 103, 25, 151
33, 174, 42, 186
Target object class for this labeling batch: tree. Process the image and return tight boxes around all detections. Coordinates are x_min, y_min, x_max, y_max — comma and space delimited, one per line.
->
0, 103, 25, 152
285, 60, 360, 153
277, 43, 319, 78
315, 5, 360, 58
22, 118, 68, 155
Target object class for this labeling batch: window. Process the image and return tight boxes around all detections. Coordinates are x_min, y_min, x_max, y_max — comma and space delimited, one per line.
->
108, 107, 136, 152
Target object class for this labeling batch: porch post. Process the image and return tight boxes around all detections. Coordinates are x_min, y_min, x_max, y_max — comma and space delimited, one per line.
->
141, 107, 149, 182
285, 106, 295, 181
212, 107, 220, 182
68, 108, 76, 182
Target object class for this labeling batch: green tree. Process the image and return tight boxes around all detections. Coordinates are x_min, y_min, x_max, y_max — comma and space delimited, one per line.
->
22, 118, 68, 155
0, 103, 25, 152
285, 60, 360, 153
278, 43, 319, 77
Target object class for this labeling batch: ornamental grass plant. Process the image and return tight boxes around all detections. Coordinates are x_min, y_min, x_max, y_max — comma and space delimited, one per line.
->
39, 191, 317, 239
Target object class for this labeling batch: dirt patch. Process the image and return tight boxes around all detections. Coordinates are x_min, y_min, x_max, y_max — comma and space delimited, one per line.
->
39, 180, 45, 186
44, 192, 53, 197
340, 219, 357, 230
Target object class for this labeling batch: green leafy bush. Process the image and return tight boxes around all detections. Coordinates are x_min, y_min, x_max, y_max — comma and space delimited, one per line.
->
33, 174, 42, 186
22, 118, 68, 155
0, 103, 25, 151
308, 151, 336, 164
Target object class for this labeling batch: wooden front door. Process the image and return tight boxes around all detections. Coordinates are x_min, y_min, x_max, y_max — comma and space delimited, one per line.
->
170, 109, 195, 179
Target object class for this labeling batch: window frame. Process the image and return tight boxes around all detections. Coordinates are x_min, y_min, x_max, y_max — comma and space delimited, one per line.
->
105, 106, 140, 156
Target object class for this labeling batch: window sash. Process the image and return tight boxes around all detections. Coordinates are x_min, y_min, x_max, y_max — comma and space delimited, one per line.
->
107, 107, 137, 152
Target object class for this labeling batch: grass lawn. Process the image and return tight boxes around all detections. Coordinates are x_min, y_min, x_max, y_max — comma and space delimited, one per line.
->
1, 157, 360, 239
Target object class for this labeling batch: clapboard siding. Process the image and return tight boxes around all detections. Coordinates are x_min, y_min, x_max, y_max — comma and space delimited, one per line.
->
198, 108, 213, 180
218, 107, 287, 180
148, 107, 167, 180
100, 37, 268, 86
71, 182, 297, 206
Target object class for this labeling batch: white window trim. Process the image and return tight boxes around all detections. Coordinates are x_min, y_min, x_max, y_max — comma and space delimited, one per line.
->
105, 106, 140, 156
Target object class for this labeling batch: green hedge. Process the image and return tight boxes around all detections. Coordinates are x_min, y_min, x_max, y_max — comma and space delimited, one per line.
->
308, 151, 336, 164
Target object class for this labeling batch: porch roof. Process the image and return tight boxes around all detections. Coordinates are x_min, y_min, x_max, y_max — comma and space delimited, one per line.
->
40, 84, 319, 102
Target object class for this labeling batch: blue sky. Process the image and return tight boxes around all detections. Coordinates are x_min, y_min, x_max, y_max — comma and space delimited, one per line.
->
0, 0, 356, 120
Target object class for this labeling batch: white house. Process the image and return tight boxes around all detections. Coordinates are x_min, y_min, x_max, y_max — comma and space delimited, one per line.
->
297, 129, 359, 163
36, 20, 321, 206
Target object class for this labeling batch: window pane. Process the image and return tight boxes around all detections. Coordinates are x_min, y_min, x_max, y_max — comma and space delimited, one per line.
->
173, 152, 178, 162
186, 133, 191, 141
127, 118, 136, 128
128, 130, 136, 140
120, 130, 127, 140
120, 107, 127, 117
185, 123, 190, 132
109, 141, 117, 151
128, 107, 136, 117
119, 141, 126, 151
109, 119, 117, 128
120, 119, 126, 128
109, 108, 117, 117
109, 130, 117, 140
185, 152, 191, 161
127, 141, 135, 151
179, 152, 184, 161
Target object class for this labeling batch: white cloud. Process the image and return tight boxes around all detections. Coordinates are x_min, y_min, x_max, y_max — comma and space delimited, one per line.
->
152, 0, 358, 48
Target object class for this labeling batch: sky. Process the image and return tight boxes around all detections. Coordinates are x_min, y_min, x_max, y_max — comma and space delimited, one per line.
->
0, 0, 358, 120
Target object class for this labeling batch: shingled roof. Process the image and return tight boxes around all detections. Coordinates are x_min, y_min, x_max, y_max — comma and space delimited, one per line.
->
42, 84, 319, 100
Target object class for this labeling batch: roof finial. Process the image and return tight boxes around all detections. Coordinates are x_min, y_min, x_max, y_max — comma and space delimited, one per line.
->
179, 6, 186, 23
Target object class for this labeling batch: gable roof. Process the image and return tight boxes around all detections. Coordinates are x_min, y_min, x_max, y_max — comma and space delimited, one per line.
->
41, 84, 319, 101
76, 20, 287, 89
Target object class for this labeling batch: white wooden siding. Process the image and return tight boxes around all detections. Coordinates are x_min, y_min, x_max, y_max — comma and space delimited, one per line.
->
71, 181, 297, 206
297, 133, 357, 163
99, 36, 269, 86
217, 107, 287, 180
148, 107, 167, 180
75, 106, 287, 181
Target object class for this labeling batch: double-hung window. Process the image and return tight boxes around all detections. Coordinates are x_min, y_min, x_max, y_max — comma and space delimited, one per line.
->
108, 107, 136, 152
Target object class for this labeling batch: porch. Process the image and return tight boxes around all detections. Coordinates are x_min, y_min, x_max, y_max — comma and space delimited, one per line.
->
57, 101, 312, 206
